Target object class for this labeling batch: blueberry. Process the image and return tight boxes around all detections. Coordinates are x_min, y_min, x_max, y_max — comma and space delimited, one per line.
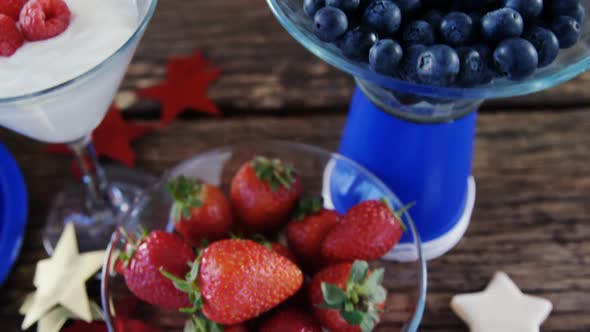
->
363, 0, 402, 35
481, 8, 524, 42
416, 44, 460, 86
549, 1, 585, 24
403, 20, 436, 45
339, 26, 379, 60
551, 16, 582, 48
304, 0, 326, 17
421, 0, 447, 9
456, 47, 487, 86
472, 43, 498, 81
440, 12, 474, 46
493, 38, 538, 80
369, 39, 404, 74
423, 10, 444, 28
400, 44, 427, 82
392, 0, 421, 16
504, 0, 543, 18
313, 7, 348, 42
326, 0, 360, 13
525, 26, 559, 67
451, 0, 500, 11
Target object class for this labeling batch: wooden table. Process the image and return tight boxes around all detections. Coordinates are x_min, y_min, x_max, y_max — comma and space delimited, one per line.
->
1, 0, 589, 331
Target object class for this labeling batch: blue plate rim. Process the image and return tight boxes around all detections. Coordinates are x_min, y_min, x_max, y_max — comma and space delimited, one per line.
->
0, 143, 28, 286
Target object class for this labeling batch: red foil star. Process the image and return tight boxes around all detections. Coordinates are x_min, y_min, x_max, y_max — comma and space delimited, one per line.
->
45, 105, 155, 167
137, 51, 222, 125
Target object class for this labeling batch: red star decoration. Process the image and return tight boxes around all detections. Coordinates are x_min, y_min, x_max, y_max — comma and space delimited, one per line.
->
137, 51, 222, 125
45, 105, 156, 167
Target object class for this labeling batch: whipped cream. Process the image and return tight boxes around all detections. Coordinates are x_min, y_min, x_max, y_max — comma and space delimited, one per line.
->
0, 0, 138, 98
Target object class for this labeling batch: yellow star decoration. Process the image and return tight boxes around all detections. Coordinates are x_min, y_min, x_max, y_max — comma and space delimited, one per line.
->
20, 223, 105, 330
20, 294, 103, 332
451, 271, 553, 332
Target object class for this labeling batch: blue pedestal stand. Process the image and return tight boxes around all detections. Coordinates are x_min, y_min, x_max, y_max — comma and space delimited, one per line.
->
339, 87, 477, 260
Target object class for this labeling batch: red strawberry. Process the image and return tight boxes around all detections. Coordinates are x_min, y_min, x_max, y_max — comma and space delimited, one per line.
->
309, 261, 386, 332
287, 196, 340, 271
167, 176, 234, 246
119, 230, 196, 310
0, 14, 23, 57
322, 199, 408, 262
231, 156, 302, 233
250, 233, 298, 264
200, 239, 303, 324
164, 239, 303, 326
225, 325, 249, 332
259, 307, 322, 332
19, 0, 71, 41
269, 242, 298, 264
183, 313, 249, 332
0, 0, 27, 21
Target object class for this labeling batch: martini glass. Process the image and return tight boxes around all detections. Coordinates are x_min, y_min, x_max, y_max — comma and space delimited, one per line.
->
0, 0, 158, 254
267, 0, 590, 260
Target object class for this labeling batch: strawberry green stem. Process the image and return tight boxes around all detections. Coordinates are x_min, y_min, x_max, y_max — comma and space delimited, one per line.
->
252, 156, 297, 191
320, 260, 386, 332
166, 176, 204, 221
380, 198, 414, 233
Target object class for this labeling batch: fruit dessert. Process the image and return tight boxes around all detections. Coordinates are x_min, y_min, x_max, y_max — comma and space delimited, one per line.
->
305, 0, 586, 86
0, 0, 138, 98
116, 156, 411, 332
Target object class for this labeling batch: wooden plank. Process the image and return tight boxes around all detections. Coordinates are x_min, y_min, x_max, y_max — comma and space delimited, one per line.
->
0, 109, 589, 331
112, 0, 590, 114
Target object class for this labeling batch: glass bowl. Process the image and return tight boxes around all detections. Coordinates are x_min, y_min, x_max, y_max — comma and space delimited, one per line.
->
101, 141, 427, 331
267, 0, 590, 100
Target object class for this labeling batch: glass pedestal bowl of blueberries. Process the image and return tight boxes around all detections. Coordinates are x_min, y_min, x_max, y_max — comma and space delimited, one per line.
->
267, 0, 590, 122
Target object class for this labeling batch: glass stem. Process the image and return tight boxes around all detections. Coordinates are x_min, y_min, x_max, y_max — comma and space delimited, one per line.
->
68, 135, 128, 213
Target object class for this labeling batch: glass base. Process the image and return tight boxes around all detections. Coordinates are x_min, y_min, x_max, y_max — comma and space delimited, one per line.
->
42, 164, 156, 254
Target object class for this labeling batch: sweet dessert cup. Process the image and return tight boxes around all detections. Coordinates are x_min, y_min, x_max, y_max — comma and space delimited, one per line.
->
0, 0, 158, 253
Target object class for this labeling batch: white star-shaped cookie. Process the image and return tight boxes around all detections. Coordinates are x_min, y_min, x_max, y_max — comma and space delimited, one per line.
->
451, 271, 553, 332
21, 223, 105, 330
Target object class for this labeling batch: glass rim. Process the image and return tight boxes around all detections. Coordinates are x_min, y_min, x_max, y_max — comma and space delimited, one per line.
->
100, 139, 428, 332
0, 0, 159, 104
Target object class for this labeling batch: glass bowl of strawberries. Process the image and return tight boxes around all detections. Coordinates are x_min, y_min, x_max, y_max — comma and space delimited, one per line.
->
101, 140, 427, 332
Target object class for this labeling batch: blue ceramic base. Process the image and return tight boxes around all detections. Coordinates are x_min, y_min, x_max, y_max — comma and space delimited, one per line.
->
339, 87, 477, 260
0, 143, 28, 285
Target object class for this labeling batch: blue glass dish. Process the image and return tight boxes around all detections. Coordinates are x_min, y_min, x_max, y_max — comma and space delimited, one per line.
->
0, 143, 28, 286
267, 0, 590, 100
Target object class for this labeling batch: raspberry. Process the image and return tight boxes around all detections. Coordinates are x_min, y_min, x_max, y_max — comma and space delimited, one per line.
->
0, 14, 24, 57
19, 0, 71, 41
0, 0, 26, 21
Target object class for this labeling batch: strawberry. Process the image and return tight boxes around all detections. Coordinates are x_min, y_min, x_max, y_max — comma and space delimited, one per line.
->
19, 0, 71, 41
322, 199, 409, 262
225, 325, 249, 332
250, 233, 298, 264
167, 176, 234, 246
287, 196, 340, 271
259, 307, 322, 332
230, 156, 302, 233
309, 261, 386, 332
183, 313, 248, 332
0, 14, 23, 57
162, 239, 303, 325
119, 229, 196, 310
0, 0, 27, 21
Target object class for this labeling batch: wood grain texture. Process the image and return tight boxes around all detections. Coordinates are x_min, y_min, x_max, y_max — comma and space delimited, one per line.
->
1, 110, 589, 331
112, 0, 590, 114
